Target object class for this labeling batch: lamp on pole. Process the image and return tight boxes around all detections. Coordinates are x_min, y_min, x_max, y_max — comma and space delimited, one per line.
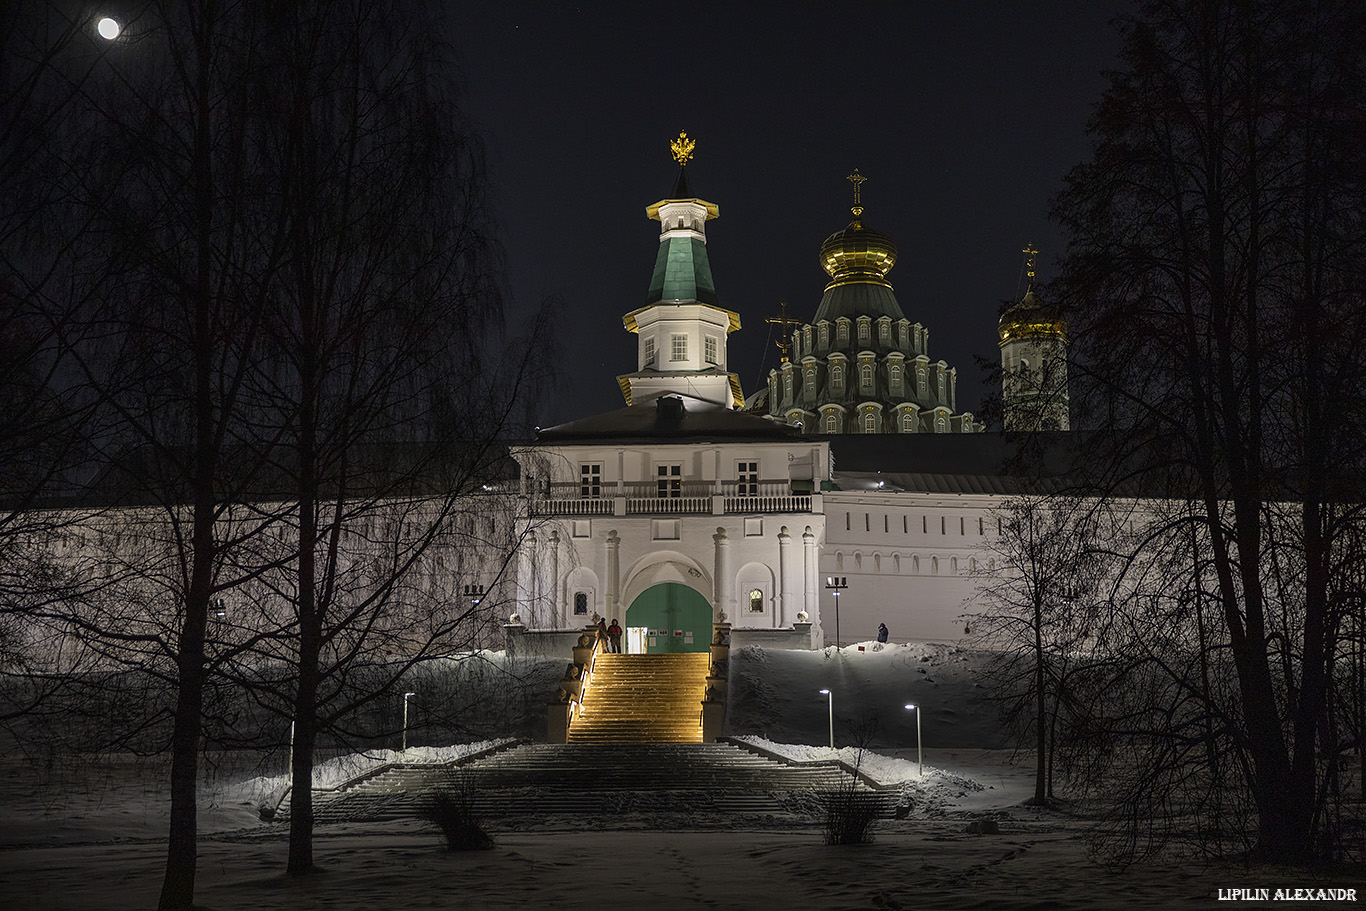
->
824, 576, 848, 648
402, 692, 417, 752
819, 688, 834, 749
904, 703, 923, 777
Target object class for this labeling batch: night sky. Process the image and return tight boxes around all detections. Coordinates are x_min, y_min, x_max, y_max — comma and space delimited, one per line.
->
447, 2, 1130, 426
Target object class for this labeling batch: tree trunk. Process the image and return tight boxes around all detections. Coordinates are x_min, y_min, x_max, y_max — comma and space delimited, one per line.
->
159, 6, 217, 904
1033, 594, 1047, 805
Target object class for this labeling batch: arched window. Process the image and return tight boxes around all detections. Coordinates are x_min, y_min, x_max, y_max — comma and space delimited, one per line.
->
749, 589, 764, 613
860, 364, 873, 386
950, 557, 959, 573
831, 364, 844, 386
825, 413, 837, 433
863, 412, 876, 433
912, 555, 920, 574
901, 412, 915, 432
931, 556, 939, 574
819, 324, 830, 347
889, 364, 901, 386
574, 592, 589, 615
859, 321, 870, 340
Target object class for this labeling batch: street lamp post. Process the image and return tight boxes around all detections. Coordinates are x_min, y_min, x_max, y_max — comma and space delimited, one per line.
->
402, 692, 417, 752
819, 688, 834, 749
904, 703, 923, 777
824, 576, 848, 648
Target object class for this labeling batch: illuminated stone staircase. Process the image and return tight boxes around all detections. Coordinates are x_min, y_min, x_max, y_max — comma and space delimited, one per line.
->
568, 652, 710, 743
303, 741, 896, 824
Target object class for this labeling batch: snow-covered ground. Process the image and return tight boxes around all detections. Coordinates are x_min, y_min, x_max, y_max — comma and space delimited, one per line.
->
1, 642, 1360, 909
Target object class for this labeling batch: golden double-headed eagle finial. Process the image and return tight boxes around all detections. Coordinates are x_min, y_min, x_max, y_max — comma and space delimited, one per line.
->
671, 131, 696, 166
1022, 244, 1039, 286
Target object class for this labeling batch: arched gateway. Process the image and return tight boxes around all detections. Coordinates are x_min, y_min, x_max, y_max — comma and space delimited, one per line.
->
625, 582, 711, 654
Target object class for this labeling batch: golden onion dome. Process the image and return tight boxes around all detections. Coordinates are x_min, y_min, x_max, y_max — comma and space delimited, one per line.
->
819, 218, 897, 289
998, 289, 1068, 344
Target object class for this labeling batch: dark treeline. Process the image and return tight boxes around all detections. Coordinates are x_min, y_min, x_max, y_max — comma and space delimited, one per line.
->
1, 2, 556, 908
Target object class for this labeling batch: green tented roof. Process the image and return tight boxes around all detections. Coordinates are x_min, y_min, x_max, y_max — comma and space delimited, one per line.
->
646, 236, 717, 306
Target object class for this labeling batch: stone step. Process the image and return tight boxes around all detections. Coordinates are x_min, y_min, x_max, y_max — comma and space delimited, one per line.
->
283, 741, 901, 826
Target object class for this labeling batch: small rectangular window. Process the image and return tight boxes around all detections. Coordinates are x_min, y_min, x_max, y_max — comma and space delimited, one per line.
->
644, 337, 656, 367
865, 513, 870, 531
580, 464, 602, 498
670, 334, 687, 361
748, 589, 765, 613
705, 335, 719, 365
846, 512, 851, 530
737, 461, 758, 496
657, 464, 682, 498
903, 515, 908, 534
574, 592, 589, 615
941, 516, 946, 535
922, 515, 927, 534
884, 515, 889, 533
960, 517, 965, 535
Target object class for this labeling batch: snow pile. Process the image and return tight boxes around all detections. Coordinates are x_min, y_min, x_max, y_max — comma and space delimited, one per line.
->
726, 640, 1006, 750
221, 739, 515, 805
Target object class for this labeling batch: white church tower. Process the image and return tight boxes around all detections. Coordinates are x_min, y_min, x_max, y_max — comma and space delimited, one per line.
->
998, 245, 1070, 431
617, 132, 743, 411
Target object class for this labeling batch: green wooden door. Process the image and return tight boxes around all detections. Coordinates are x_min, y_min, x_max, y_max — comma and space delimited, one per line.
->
626, 583, 712, 654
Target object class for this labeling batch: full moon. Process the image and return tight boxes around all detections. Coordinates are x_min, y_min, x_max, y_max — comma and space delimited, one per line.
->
97, 17, 121, 40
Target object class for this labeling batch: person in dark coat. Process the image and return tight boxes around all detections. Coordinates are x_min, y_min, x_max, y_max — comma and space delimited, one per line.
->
596, 617, 609, 651
607, 619, 623, 653
876, 623, 889, 643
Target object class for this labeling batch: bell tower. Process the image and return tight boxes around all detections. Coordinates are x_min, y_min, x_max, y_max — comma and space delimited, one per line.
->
617, 133, 742, 410
998, 245, 1069, 431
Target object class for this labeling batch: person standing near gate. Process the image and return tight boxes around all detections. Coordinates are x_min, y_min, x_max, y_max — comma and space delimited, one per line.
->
607, 618, 623, 653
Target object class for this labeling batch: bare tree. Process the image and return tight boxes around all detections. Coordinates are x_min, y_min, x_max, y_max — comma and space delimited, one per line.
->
968, 494, 1112, 806
1052, 1, 1366, 863
206, 3, 551, 874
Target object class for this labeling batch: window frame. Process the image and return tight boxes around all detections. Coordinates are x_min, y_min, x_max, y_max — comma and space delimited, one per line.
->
579, 463, 602, 499
656, 463, 682, 498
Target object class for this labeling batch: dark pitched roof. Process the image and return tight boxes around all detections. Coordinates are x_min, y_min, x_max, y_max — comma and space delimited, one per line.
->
537, 398, 800, 444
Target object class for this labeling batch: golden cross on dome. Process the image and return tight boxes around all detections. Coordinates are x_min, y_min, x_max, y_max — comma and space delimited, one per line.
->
765, 299, 803, 364
1022, 244, 1038, 286
846, 168, 867, 217
671, 131, 696, 166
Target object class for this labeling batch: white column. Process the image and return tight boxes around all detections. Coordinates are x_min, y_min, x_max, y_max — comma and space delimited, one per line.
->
524, 531, 540, 626
605, 530, 620, 621
777, 525, 795, 629
803, 525, 818, 620
549, 530, 561, 627
713, 526, 732, 622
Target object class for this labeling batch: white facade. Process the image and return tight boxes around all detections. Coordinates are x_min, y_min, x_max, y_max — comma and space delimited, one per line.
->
819, 489, 996, 643
512, 431, 831, 642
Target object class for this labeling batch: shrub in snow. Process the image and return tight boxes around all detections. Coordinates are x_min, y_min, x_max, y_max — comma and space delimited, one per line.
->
418, 770, 493, 851
820, 786, 880, 846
